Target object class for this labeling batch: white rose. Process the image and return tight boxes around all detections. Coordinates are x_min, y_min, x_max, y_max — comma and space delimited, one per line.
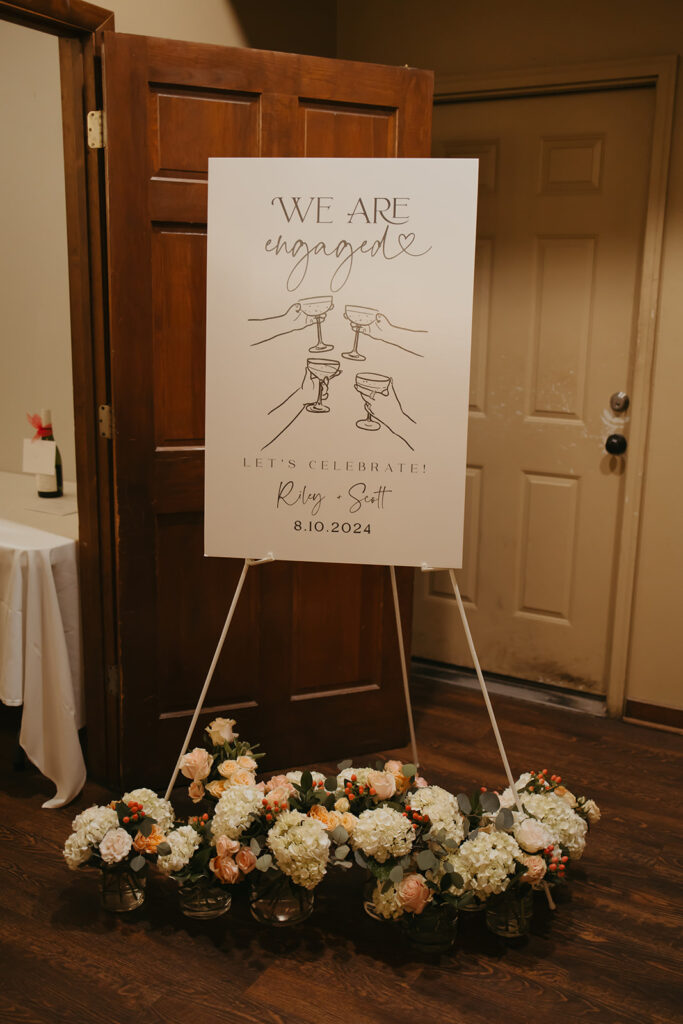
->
99, 827, 133, 865
63, 833, 92, 870
334, 797, 350, 813
514, 817, 554, 853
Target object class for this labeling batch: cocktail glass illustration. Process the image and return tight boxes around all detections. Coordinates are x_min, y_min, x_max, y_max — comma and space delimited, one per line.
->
300, 295, 334, 353
306, 358, 341, 413
342, 305, 378, 361
354, 372, 391, 430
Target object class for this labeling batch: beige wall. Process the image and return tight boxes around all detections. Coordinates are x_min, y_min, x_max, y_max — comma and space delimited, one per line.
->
0, 22, 75, 479
338, 0, 683, 712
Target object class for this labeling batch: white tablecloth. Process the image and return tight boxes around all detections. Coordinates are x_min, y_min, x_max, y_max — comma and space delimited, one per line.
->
0, 517, 86, 807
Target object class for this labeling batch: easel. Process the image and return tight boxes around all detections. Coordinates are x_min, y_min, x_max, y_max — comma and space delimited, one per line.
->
164, 555, 555, 910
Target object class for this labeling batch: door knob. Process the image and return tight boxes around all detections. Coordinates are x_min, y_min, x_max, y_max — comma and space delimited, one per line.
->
610, 391, 630, 412
605, 434, 627, 455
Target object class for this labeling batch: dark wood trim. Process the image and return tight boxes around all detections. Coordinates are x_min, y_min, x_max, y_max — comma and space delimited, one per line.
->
624, 700, 683, 733
0, 0, 112, 36
0, 0, 118, 781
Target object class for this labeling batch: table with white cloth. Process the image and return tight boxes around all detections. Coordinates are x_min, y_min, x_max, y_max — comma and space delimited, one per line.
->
0, 471, 85, 808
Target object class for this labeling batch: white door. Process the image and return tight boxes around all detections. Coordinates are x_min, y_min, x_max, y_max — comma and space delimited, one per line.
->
413, 86, 654, 694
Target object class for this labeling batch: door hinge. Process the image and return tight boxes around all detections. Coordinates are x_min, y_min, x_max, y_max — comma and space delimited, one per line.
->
87, 109, 105, 149
106, 664, 120, 697
98, 404, 112, 439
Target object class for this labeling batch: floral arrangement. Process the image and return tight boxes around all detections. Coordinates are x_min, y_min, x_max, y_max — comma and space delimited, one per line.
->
64, 718, 601, 944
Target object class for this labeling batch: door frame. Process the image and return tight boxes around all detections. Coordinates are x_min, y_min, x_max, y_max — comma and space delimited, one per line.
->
434, 55, 677, 716
0, 1, 118, 777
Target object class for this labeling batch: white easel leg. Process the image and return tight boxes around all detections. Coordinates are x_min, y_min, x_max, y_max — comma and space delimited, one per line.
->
390, 566, 420, 770
164, 555, 273, 801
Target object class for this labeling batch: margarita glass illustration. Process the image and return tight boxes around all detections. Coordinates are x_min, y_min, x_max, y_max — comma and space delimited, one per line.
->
306, 358, 341, 413
300, 295, 334, 353
342, 305, 378, 361
354, 372, 392, 430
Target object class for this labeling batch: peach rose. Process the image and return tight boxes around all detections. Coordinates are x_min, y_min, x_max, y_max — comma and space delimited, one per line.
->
237, 755, 258, 771
520, 854, 547, 886
235, 847, 257, 875
132, 825, 165, 855
397, 873, 431, 915
209, 855, 240, 884
205, 779, 231, 799
206, 717, 238, 746
339, 813, 357, 835
215, 836, 240, 858
266, 784, 292, 809
230, 769, 256, 787
367, 770, 396, 801
218, 759, 239, 778
265, 775, 295, 796
179, 747, 213, 781
188, 780, 205, 803
385, 760, 410, 794
308, 804, 333, 828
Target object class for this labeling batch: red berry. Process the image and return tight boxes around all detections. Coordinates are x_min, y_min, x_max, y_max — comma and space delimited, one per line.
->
266, 813, 272, 821
202, 813, 209, 821
556, 776, 562, 783
369, 788, 377, 796
140, 811, 145, 817
549, 864, 557, 871
480, 787, 487, 792
402, 812, 408, 817
561, 856, 568, 863
262, 799, 268, 806
123, 816, 130, 824
351, 774, 357, 782
542, 769, 548, 775
132, 814, 138, 821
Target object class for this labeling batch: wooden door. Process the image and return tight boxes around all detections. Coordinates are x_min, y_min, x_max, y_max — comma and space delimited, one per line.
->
102, 32, 432, 786
414, 87, 654, 695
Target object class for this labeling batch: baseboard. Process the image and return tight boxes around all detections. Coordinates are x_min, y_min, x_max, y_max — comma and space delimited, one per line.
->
624, 700, 683, 733
411, 657, 607, 716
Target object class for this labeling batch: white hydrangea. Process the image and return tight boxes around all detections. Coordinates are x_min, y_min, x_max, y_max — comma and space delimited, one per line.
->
410, 786, 466, 845
267, 810, 330, 889
350, 807, 415, 864
122, 788, 175, 833
157, 825, 201, 874
71, 805, 118, 846
498, 773, 533, 809
367, 880, 404, 920
521, 793, 587, 859
63, 832, 92, 870
449, 830, 524, 898
212, 785, 263, 840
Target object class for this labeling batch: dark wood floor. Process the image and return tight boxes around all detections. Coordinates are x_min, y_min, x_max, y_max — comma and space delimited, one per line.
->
1, 680, 682, 1024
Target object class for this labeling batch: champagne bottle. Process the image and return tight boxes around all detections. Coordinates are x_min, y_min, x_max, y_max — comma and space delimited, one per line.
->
36, 408, 63, 498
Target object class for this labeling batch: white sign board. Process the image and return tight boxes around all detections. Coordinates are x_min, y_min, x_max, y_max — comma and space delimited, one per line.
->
205, 158, 477, 568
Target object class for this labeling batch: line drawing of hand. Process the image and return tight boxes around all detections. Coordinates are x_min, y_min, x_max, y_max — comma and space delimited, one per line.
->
262, 360, 339, 450
354, 375, 416, 451
248, 302, 314, 346
365, 312, 427, 357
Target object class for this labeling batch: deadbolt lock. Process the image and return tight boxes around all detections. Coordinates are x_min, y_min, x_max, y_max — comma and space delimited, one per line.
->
610, 391, 630, 413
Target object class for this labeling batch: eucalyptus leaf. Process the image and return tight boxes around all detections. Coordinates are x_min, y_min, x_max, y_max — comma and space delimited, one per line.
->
400, 855, 412, 869
354, 849, 367, 868
329, 825, 349, 844
324, 776, 339, 792
381, 879, 393, 893
443, 837, 457, 850
457, 793, 472, 815
443, 861, 454, 874
389, 865, 404, 883
156, 842, 171, 857
335, 844, 350, 860
468, 829, 479, 841
255, 854, 273, 871
402, 763, 417, 778
250, 838, 261, 855
495, 808, 514, 831
480, 791, 501, 814
338, 759, 353, 771
130, 855, 146, 873
416, 849, 437, 871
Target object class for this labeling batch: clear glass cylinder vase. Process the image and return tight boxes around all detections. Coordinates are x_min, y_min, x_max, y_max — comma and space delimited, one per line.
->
178, 880, 232, 919
249, 872, 314, 926
485, 887, 534, 938
399, 902, 459, 953
99, 863, 147, 913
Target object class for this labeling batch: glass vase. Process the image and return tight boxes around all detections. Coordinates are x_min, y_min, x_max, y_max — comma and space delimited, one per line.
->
178, 880, 232, 919
99, 862, 147, 913
399, 902, 459, 953
485, 887, 534, 938
249, 872, 314, 926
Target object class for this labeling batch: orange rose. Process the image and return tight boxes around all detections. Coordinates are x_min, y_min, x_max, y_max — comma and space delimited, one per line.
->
205, 779, 231, 799
188, 780, 205, 803
385, 760, 410, 795
235, 847, 257, 875
210, 855, 241, 884
132, 825, 165, 855
308, 804, 333, 828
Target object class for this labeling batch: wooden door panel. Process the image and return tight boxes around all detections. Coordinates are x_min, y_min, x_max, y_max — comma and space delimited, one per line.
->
103, 32, 431, 785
